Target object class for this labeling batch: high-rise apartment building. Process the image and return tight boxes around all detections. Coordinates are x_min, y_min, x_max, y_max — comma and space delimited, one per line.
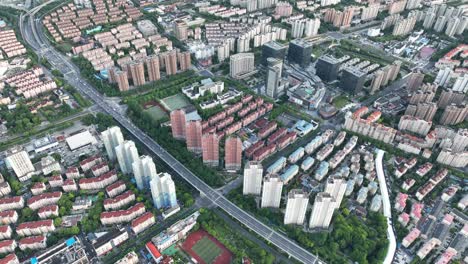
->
146, 55, 161, 82
438, 89, 465, 108
388, 0, 406, 15
101, 126, 124, 161
445, 17, 460, 37
404, 102, 438, 122
225, 137, 242, 171
340, 67, 367, 94
434, 16, 447, 32
236, 36, 250, 53
150, 172, 177, 209
202, 133, 220, 167
275, 2, 293, 17
370, 69, 385, 94
452, 129, 468, 152
265, 58, 284, 99
230, 53, 255, 79
243, 161, 263, 195
132, 155, 157, 190
108, 67, 117, 83
161, 50, 178, 76
315, 55, 340, 82
178, 51, 192, 71
261, 175, 283, 208
405, 0, 421, 10
217, 42, 231, 62
257, 0, 278, 10
453, 75, 468, 93
115, 140, 140, 175
262, 41, 287, 65
324, 176, 346, 209
398, 115, 432, 136
291, 20, 305, 39
361, 4, 380, 21
284, 189, 309, 225
308, 192, 336, 229
292, 19, 320, 38
128, 60, 146, 87
435, 67, 452, 87
173, 20, 188, 41
304, 18, 321, 37
392, 15, 417, 36
436, 4, 447, 16
406, 71, 425, 92
456, 17, 467, 35
320, 0, 340, 7
5, 149, 34, 181
288, 39, 313, 67
440, 104, 468, 125
341, 7, 354, 28
115, 70, 130, 92
423, 12, 437, 29
185, 120, 203, 154
170, 109, 186, 140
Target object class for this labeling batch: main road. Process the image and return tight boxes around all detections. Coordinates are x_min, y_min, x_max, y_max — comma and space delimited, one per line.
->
20, 4, 322, 264
375, 150, 396, 264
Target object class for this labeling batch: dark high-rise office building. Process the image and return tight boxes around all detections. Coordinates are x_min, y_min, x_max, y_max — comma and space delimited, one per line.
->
315, 55, 341, 82
287, 39, 313, 67
262, 41, 287, 65
340, 67, 367, 94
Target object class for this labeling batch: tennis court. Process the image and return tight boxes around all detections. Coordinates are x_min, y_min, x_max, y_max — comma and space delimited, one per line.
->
181, 229, 233, 264
192, 237, 222, 263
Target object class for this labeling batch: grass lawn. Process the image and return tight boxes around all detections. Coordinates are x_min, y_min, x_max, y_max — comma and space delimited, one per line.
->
144, 106, 168, 121
192, 237, 222, 263
333, 95, 350, 109
161, 93, 191, 111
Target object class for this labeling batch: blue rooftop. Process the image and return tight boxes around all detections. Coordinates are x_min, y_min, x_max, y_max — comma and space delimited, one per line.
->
66, 237, 76, 247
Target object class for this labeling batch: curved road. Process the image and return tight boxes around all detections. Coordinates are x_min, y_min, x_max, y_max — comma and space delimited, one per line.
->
20, 4, 322, 264
375, 149, 397, 264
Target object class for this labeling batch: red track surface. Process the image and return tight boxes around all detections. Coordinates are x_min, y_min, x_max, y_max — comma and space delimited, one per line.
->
181, 229, 233, 264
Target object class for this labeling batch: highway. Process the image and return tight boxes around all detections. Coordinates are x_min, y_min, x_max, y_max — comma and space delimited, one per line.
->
20, 4, 322, 264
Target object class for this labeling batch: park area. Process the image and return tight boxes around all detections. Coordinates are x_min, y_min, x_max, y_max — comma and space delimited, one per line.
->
332, 95, 350, 109
181, 230, 233, 264
142, 100, 168, 121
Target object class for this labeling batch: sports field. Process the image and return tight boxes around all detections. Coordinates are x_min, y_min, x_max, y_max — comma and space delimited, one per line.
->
161, 93, 191, 111
192, 237, 222, 263
181, 230, 232, 264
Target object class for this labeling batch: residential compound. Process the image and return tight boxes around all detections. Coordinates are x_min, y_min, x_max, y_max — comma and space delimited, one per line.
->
169, 93, 276, 170
239, 126, 381, 231
43, 3, 192, 91
0, 124, 181, 261
0, 29, 27, 58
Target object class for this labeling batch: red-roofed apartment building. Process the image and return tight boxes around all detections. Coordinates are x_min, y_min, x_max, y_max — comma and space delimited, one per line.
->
0, 240, 16, 254
0, 253, 19, 264
131, 212, 155, 234
16, 219, 55, 237
103, 190, 135, 211
0, 196, 24, 211
27, 192, 62, 210
100, 203, 146, 225
0, 211, 18, 225
18, 235, 47, 251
